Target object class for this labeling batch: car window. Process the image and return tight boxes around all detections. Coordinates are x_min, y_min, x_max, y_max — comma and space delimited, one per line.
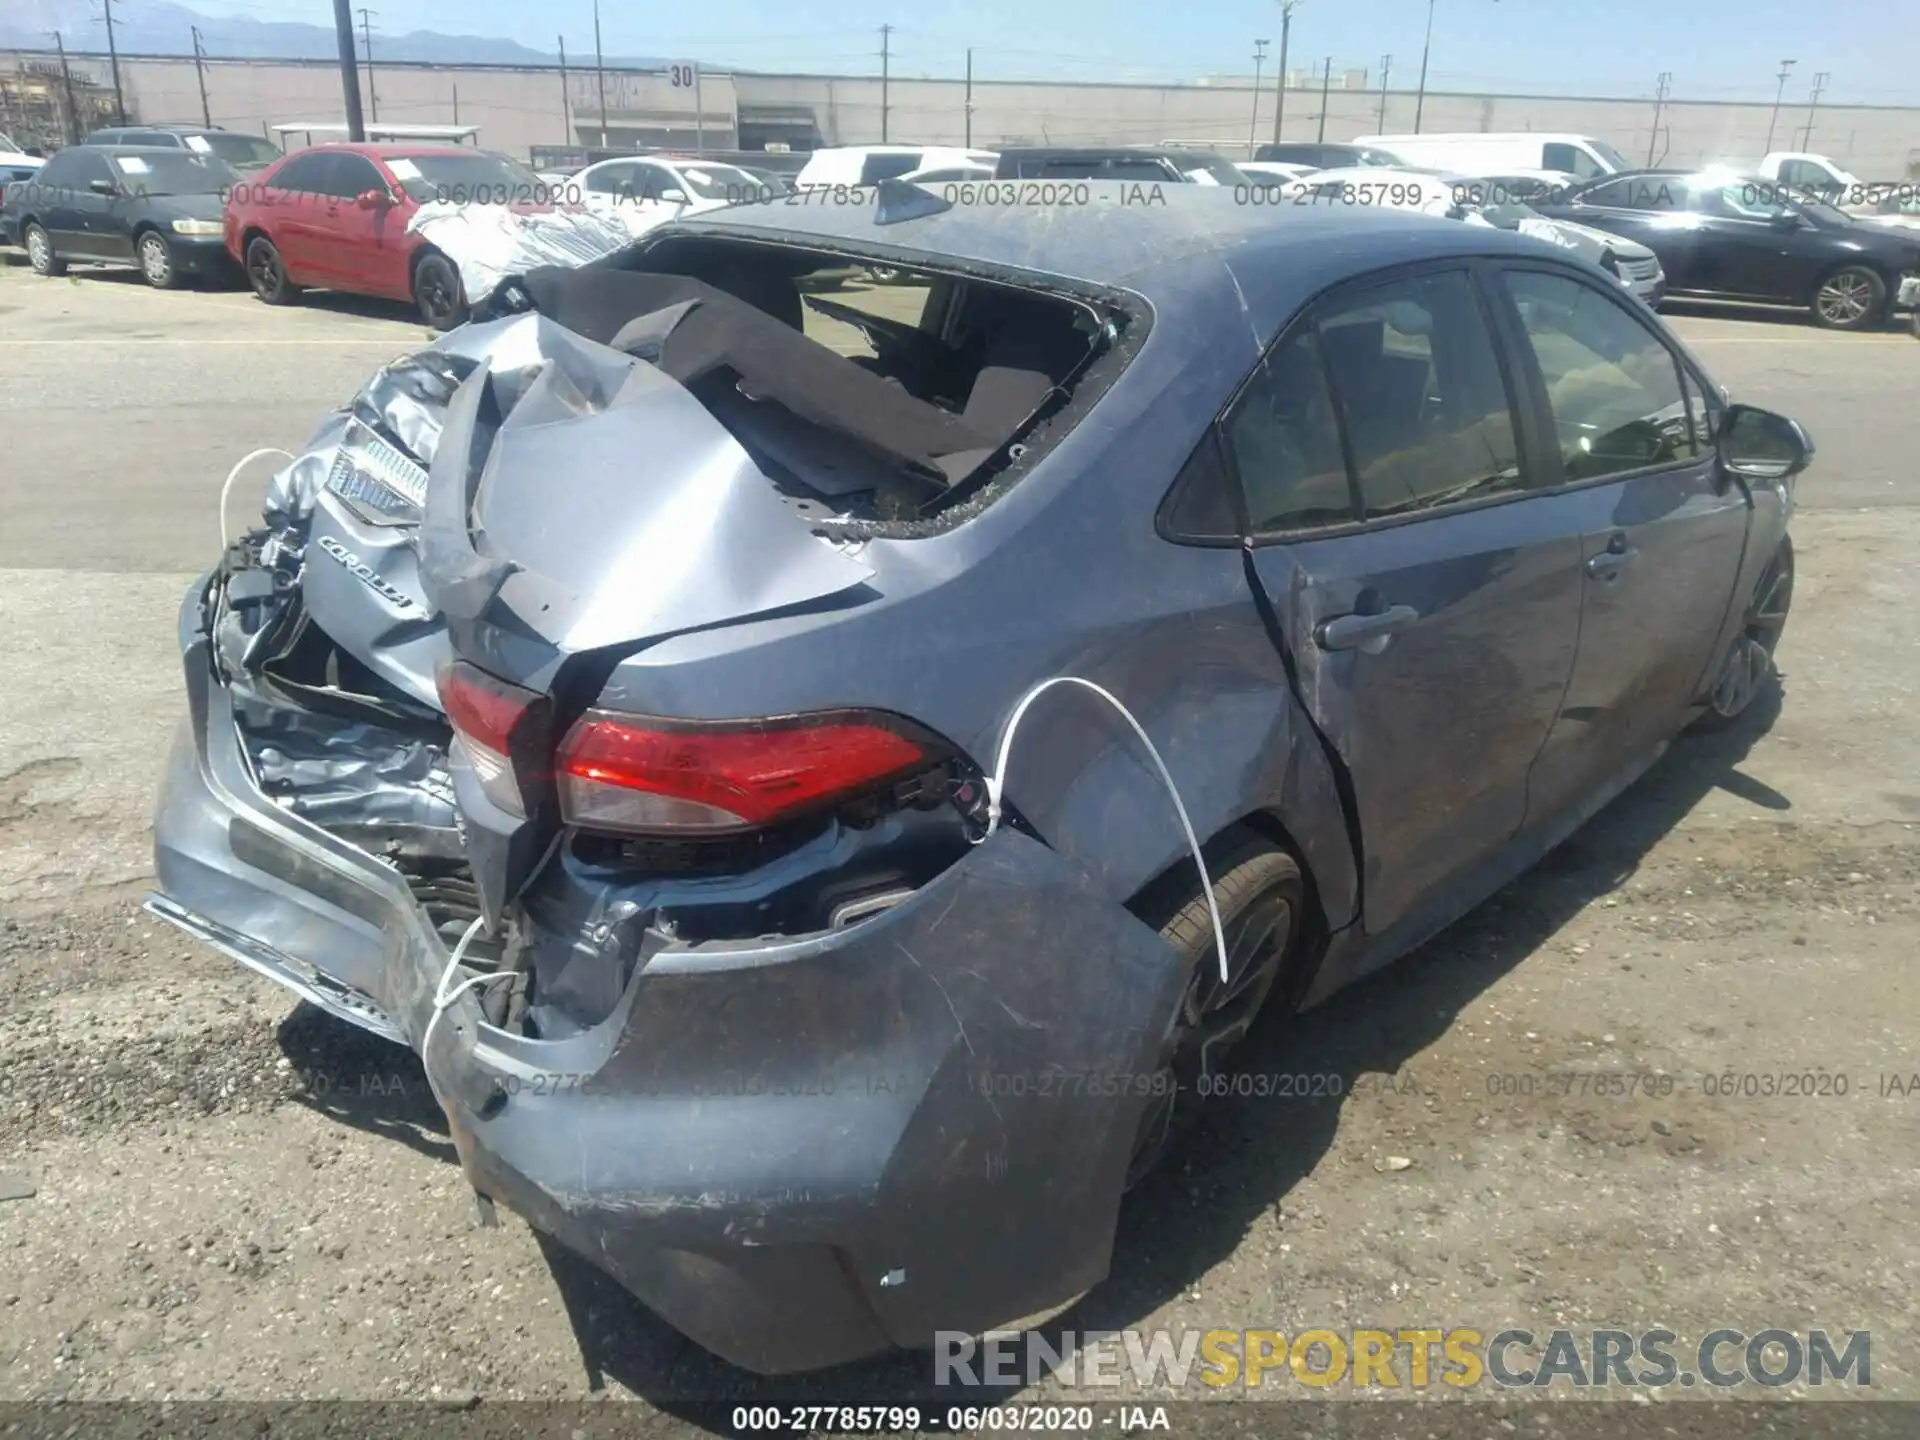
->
323, 152, 388, 200
1778, 159, 1829, 189
1680, 369, 1719, 455
67, 151, 114, 188
268, 152, 332, 194
1544, 143, 1606, 180
34, 151, 85, 187
198, 133, 281, 167
384, 150, 539, 203
1580, 176, 1683, 211
584, 161, 635, 195
1694, 182, 1793, 222
109, 151, 235, 196
859, 152, 923, 185
1224, 330, 1358, 533
125, 130, 181, 147
1317, 270, 1524, 518
1502, 269, 1697, 481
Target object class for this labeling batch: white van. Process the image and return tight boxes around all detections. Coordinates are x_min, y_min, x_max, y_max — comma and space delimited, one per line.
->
1353, 133, 1631, 182
794, 145, 999, 188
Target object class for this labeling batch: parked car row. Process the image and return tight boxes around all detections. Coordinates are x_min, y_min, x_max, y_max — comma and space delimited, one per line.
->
6, 130, 1915, 334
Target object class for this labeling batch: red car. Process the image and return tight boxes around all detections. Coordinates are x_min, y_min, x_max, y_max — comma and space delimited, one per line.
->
224, 143, 546, 329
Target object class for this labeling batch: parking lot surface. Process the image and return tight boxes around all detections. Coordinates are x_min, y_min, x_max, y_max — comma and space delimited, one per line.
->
1, 261, 1918, 1411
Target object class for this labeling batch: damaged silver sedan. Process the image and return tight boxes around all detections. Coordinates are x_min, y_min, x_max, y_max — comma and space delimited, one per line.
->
152, 184, 1808, 1373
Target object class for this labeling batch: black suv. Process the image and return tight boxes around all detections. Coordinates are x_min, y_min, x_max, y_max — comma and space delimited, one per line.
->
85, 124, 282, 173
992, 147, 1247, 185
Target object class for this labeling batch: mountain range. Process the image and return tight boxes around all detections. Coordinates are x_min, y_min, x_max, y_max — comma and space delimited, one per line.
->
2, 0, 676, 69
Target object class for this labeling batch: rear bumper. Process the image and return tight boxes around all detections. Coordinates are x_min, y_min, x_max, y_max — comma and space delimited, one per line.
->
151, 578, 1185, 1374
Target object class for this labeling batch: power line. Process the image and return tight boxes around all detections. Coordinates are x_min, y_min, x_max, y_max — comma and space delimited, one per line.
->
358, 7, 378, 123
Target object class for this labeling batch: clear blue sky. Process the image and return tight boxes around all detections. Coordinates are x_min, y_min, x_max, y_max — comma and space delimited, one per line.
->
182, 0, 1914, 104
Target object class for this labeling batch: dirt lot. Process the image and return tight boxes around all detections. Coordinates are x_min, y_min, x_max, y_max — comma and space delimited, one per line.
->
1, 257, 1918, 1429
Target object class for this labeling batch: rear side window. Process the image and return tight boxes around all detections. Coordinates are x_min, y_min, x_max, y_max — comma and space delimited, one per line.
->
1543, 143, 1606, 179
34, 152, 84, 187
1224, 330, 1356, 532
269, 152, 331, 194
323, 153, 387, 199
1501, 269, 1697, 481
1318, 270, 1522, 518
584, 162, 634, 195
859, 153, 922, 185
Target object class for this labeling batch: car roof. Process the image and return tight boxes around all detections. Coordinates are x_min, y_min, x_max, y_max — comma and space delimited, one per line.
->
672, 182, 1573, 333
297, 141, 487, 158
997, 146, 1230, 163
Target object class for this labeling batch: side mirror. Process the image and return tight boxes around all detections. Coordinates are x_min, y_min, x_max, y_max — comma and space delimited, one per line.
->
88, 177, 116, 195
1769, 209, 1802, 231
1718, 404, 1813, 481
661, 186, 688, 205
26, 146, 45, 158
356, 187, 389, 209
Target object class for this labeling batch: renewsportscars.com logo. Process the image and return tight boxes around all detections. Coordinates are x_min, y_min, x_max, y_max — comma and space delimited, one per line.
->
935, 1327, 1872, 1391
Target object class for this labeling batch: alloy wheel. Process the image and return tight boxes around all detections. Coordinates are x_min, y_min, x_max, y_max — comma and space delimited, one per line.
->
1815, 271, 1876, 327
1707, 543, 1793, 722
26, 226, 50, 273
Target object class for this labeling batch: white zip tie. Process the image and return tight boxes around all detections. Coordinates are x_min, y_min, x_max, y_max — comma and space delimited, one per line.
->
981, 676, 1229, 986
218, 447, 295, 548
420, 914, 516, 1105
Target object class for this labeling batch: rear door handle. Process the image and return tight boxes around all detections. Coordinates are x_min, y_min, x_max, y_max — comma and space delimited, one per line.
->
1316, 604, 1420, 653
1586, 541, 1639, 580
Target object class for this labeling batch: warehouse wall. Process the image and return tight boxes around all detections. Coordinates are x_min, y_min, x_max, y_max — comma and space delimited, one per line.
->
8, 49, 1915, 179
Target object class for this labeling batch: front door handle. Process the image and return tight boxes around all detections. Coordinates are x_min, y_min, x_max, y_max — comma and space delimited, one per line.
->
1586, 538, 1639, 580
1316, 604, 1420, 653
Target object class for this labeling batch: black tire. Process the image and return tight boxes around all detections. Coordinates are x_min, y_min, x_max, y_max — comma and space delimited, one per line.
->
1126, 831, 1306, 1187
1693, 534, 1793, 732
413, 251, 468, 331
245, 235, 298, 305
1810, 265, 1886, 331
135, 228, 179, 290
24, 222, 64, 277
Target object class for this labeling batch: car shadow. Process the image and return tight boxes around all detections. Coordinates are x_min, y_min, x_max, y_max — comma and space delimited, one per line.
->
265, 682, 1788, 1420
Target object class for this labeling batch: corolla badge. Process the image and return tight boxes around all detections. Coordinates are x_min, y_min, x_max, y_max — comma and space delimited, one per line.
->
317, 534, 417, 612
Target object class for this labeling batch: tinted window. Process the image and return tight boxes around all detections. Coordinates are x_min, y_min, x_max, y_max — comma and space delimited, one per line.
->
1580, 176, 1683, 211
1318, 270, 1522, 517
269, 152, 332, 193
1777, 159, 1829, 189
1224, 329, 1356, 532
1543, 143, 1606, 179
385, 150, 539, 203
323, 152, 387, 199
198, 133, 282, 167
859, 152, 923, 185
122, 129, 182, 147
1503, 269, 1696, 481
34, 151, 87, 186
108, 151, 235, 195
584, 161, 635, 195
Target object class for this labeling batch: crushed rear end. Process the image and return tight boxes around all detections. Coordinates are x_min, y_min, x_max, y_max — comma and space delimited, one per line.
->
150, 235, 1188, 1372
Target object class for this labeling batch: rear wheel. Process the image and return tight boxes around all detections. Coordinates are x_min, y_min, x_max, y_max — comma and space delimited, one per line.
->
1811, 266, 1886, 330
136, 229, 179, 289
245, 235, 298, 305
1694, 535, 1793, 731
413, 252, 468, 331
24, 223, 64, 276
1126, 832, 1305, 1187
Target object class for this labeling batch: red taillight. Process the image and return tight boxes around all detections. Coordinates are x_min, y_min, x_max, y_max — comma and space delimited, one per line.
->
556, 711, 936, 834
437, 661, 551, 818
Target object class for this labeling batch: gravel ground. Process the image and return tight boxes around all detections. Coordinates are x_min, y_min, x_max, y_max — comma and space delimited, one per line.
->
2, 260, 1918, 1435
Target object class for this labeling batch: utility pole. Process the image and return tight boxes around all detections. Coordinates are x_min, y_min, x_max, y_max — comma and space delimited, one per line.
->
101, 0, 126, 124
1316, 56, 1331, 142
964, 47, 974, 148
1249, 39, 1268, 153
358, 8, 378, 123
1413, 0, 1436, 133
1647, 70, 1671, 166
880, 24, 893, 143
1763, 58, 1796, 154
593, 0, 608, 146
191, 26, 212, 127
558, 36, 572, 141
1272, 1, 1297, 145
452, 82, 460, 124
1377, 53, 1392, 131
330, 0, 365, 142
1798, 70, 1829, 150
52, 33, 80, 146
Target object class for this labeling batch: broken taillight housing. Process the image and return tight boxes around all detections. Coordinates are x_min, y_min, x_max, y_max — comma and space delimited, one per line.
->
555, 710, 942, 835
437, 661, 553, 818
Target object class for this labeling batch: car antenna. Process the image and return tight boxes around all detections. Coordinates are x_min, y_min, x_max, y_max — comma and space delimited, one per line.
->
872, 175, 953, 226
